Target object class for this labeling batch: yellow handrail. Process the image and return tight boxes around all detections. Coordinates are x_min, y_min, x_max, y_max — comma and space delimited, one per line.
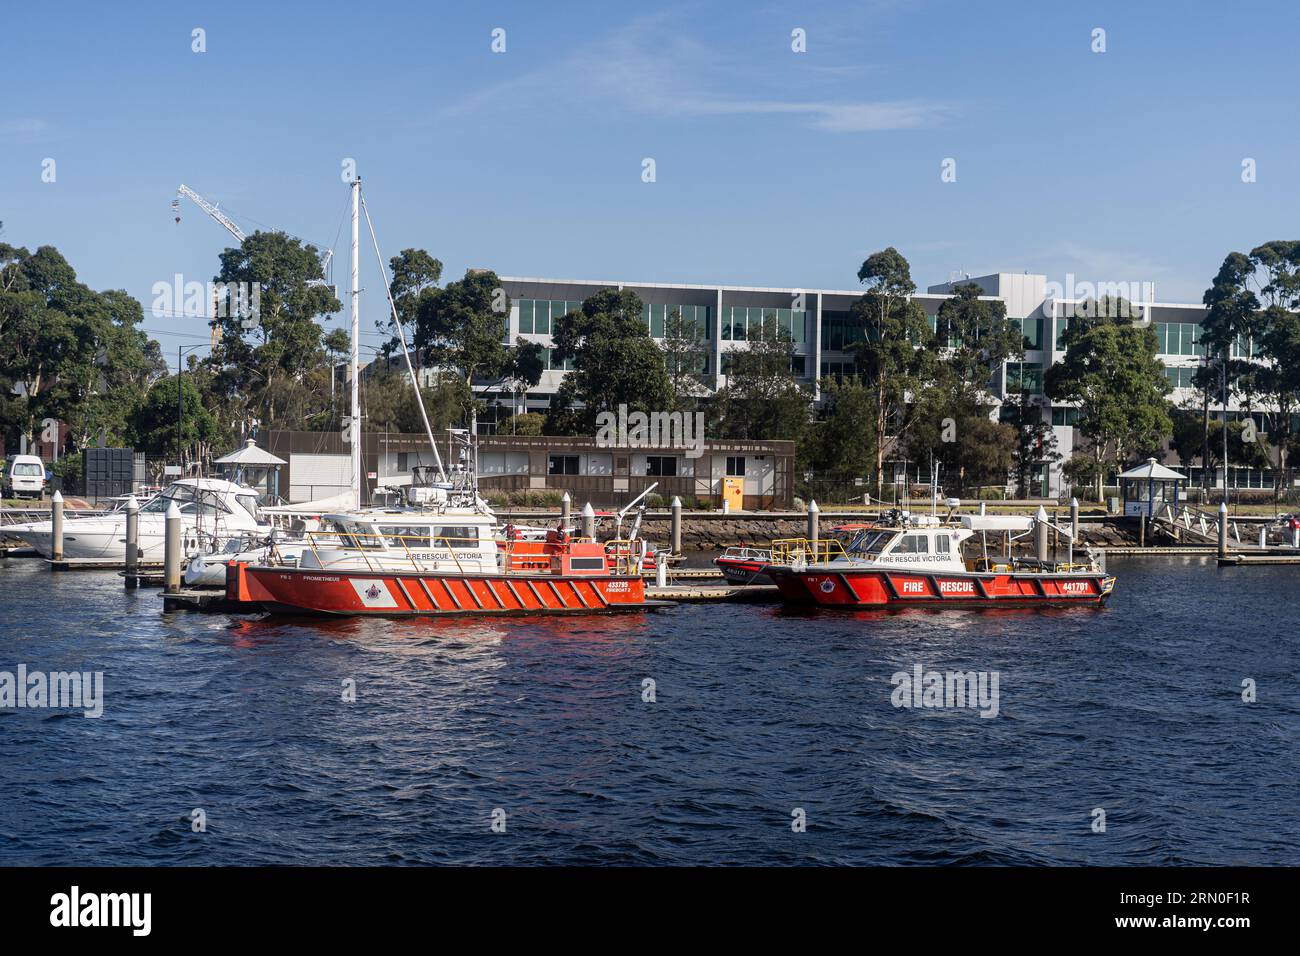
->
769, 537, 848, 564
605, 538, 641, 577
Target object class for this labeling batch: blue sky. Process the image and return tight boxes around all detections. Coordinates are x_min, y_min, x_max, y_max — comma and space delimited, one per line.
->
3, 0, 1298, 368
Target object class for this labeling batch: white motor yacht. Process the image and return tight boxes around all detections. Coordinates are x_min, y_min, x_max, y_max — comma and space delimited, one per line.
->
7, 478, 266, 561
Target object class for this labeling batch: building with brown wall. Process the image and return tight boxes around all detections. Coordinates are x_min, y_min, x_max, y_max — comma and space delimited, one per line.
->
260, 431, 794, 509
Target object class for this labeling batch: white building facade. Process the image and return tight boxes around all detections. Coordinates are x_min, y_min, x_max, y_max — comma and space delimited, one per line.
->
493, 273, 1268, 498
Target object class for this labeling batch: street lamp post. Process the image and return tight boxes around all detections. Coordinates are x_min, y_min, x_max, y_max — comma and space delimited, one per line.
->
176, 343, 207, 474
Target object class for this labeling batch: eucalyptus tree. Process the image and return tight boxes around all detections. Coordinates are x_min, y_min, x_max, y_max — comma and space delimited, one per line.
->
209, 231, 342, 433
0, 242, 164, 454
911, 282, 1026, 494
850, 248, 937, 498
1247, 241, 1300, 498
550, 288, 671, 433
1200, 252, 1263, 495
713, 313, 810, 442
1045, 300, 1173, 502
381, 247, 442, 358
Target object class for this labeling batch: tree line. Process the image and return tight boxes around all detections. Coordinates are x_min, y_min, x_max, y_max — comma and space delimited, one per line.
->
4, 218, 1299, 502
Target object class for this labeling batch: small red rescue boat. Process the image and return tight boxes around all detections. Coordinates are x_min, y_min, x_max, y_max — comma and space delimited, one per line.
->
766, 512, 1115, 609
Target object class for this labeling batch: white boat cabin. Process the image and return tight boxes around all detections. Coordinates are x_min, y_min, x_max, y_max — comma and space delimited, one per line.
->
831, 515, 1037, 573
840, 525, 973, 572
299, 509, 502, 574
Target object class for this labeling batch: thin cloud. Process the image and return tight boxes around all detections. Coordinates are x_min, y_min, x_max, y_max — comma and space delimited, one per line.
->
438, 16, 949, 134
0, 119, 50, 144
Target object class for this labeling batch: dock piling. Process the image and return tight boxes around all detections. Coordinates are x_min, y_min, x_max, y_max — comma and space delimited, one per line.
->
1070, 497, 1079, 543
124, 495, 139, 589
1034, 506, 1049, 562
164, 501, 182, 594
581, 501, 595, 540
50, 491, 64, 563
561, 491, 571, 528
670, 496, 682, 556
1217, 502, 1228, 559
807, 499, 820, 552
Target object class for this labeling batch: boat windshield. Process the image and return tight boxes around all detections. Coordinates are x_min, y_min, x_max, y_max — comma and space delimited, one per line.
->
233, 494, 261, 522
140, 485, 232, 517
322, 519, 384, 549
847, 530, 895, 556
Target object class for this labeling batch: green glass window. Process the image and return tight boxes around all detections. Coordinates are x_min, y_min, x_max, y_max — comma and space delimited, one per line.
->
792, 310, 805, 344
518, 299, 534, 334
1055, 317, 1070, 350
674, 305, 690, 337
650, 304, 665, 338
1022, 317, 1043, 351
1007, 362, 1043, 395
775, 308, 791, 340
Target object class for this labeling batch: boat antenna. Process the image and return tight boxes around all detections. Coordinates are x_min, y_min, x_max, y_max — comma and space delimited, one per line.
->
359, 193, 447, 484
349, 177, 362, 508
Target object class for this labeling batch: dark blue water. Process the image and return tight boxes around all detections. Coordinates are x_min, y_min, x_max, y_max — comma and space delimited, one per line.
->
0, 555, 1296, 865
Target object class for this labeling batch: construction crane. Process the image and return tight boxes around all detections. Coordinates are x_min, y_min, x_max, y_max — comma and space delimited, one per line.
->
175, 183, 335, 292
176, 184, 246, 244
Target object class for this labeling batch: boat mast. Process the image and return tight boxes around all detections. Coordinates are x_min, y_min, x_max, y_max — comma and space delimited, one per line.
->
358, 195, 447, 484
349, 177, 361, 507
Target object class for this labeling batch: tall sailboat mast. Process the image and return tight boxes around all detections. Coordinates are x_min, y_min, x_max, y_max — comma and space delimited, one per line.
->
349, 177, 361, 507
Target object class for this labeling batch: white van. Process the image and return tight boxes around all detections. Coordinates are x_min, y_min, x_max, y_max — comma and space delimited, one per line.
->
4, 455, 46, 498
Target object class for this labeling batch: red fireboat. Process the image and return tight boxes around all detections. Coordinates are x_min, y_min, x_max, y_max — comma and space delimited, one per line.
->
765, 511, 1115, 609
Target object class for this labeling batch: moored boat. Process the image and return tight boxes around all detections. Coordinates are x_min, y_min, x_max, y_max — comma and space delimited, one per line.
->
766, 512, 1114, 609
226, 508, 650, 616
714, 545, 776, 584
6, 478, 265, 560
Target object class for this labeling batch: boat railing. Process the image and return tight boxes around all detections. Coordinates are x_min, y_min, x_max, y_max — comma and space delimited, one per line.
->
298, 529, 482, 574
720, 545, 772, 560
770, 537, 848, 565
606, 538, 644, 576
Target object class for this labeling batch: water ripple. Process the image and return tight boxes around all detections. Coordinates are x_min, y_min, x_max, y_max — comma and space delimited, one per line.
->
0, 555, 1297, 864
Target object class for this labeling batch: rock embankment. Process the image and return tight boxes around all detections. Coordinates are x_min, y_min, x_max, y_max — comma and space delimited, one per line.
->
633, 515, 1141, 549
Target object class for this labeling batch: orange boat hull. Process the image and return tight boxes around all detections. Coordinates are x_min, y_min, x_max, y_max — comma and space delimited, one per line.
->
227, 562, 648, 616
769, 566, 1114, 608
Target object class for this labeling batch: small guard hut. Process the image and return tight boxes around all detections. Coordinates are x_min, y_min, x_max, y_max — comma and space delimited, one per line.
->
1118, 457, 1187, 519
215, 439, 287, 502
